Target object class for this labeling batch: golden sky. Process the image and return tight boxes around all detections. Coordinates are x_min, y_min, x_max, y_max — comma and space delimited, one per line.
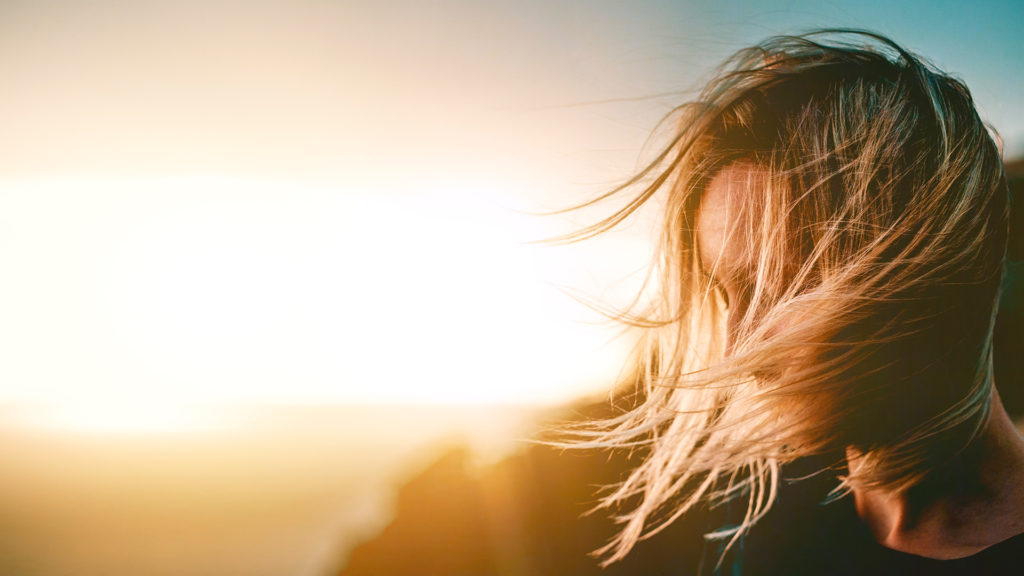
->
0, 0, 1019, 407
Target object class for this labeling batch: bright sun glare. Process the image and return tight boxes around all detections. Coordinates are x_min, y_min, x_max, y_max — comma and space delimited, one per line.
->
12, 402, 219, 434
0, 177, 642, 423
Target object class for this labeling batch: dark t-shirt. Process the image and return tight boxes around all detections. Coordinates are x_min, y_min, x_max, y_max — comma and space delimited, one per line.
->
710, 459, 1024, 575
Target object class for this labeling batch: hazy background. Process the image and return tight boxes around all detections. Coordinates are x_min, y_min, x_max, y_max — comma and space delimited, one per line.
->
0, 1, 1019, 575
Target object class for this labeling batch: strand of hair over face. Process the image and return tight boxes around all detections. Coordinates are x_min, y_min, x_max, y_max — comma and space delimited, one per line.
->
555, 29, 1010, 566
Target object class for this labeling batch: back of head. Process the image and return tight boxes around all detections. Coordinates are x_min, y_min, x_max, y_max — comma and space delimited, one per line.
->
570, 30, 1010, 563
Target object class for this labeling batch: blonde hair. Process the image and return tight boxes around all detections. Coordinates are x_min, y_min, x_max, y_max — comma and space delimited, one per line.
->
563, 30, 1010, 564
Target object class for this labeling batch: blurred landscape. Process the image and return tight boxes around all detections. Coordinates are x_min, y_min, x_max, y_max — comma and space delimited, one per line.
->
0, 405, 545, 576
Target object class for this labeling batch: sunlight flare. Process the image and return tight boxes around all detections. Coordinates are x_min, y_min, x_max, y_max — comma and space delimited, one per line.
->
0, 177, 643, 409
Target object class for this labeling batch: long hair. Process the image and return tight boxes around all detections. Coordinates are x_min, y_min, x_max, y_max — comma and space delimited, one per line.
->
562, 30, 1010, 564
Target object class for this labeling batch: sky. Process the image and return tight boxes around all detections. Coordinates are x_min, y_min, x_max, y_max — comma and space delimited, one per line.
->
0, 0, 1020, 409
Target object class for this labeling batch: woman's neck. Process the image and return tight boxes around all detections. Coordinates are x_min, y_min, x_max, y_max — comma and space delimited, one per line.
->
850, 392, 1024, 560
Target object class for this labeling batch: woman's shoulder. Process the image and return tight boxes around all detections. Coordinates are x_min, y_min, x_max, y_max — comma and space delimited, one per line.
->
736, 458, 1023, 576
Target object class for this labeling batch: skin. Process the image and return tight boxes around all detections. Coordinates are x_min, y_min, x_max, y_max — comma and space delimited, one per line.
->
696, 162, 1024, 560
696, 162, 758, 356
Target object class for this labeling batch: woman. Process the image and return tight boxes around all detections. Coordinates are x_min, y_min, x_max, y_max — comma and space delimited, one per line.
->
567, 30, 1024, 574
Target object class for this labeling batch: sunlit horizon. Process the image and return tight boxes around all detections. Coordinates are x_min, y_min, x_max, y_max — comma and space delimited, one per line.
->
0, 175, 648, 413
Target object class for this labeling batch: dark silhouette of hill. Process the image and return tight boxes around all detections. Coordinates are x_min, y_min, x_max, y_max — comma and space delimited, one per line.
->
339, 401, 717, 576
339, 158, 1024, 576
